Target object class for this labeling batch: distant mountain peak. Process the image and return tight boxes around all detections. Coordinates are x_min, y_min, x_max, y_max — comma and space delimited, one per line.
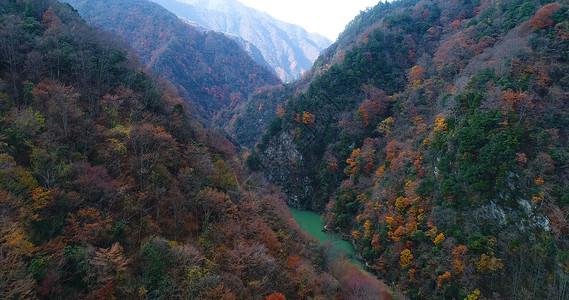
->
151, 0, 332, 82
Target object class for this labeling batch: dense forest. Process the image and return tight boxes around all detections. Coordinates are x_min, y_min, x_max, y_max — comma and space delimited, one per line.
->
4, 0, 569, 298
253, 0, 569, 298
0, 0, 388, 298
61, 0, 281, 123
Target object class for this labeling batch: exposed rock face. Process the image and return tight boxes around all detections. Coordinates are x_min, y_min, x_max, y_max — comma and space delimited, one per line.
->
259, 131, 316, 207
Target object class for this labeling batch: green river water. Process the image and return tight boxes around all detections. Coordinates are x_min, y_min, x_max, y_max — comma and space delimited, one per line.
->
289, 207, 366, 270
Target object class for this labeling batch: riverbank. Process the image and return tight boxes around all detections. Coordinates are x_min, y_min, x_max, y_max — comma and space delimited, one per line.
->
288, 207, 368, 271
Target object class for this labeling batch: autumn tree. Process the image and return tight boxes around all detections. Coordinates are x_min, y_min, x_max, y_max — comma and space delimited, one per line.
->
408, 65, 425, 84
31, 79, 82, 142
529, 3, 563, 30
302, 111, 315, 124
400, 249, 413, 268
89, 242, 130, 294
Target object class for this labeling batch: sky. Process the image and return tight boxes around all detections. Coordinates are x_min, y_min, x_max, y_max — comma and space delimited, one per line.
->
237, 0, 381, 41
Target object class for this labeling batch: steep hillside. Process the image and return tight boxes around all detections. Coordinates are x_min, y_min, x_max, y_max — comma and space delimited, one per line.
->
62, 0, 280, 122
0, 0, 388, 298
150, 0, 332, 82
253, 0, 569, 298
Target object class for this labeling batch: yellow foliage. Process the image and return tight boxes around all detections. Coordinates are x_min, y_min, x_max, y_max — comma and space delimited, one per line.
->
377, 117, 394, 136
476, 254, 504, 273
363, 220, 372, 230
434, 232, 446, 244
400, 249, 413, 269
3, 227, 37, 255
434, 114, 448, 132
302, 111, 315, 124
535, 177, 545, 185
465, 289, 481, 300
427, 226, 438, 238
395, 196, 410, 212
385, 216, 395, 229
357, 193, 367, 203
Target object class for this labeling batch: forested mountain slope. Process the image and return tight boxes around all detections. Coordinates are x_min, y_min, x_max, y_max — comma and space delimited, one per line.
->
62, 0, 281, 122
0, 0, 388, 298
251, 0, 569, 298
150, 0, 331, 82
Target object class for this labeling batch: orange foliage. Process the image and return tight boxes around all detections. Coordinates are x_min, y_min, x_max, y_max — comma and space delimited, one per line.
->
437, 271, 451, 288
346, 148, 361, 168
408, 65, 426, 83
452, 245, 468, 274
529, 3, 563, 30
408, 268, 417, 282
266, 292, 286, 300
371, 234, 382, 249
352, 230, 360, 239
286, 255, 301, 269
405, 219, 418, 234
390, 226, 405, 242
276, 104, 286, 118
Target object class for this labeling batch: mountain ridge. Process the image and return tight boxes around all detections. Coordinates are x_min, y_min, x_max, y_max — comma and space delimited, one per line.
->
150, 0, 332, 82
247, 0, 569, 298
62, 0, 281, 123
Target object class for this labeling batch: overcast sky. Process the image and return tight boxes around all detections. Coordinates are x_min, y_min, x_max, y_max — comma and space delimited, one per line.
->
237, 0, 380, 40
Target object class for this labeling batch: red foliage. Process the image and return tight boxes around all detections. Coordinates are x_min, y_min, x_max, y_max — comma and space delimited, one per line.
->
530, 3, 563, 30
266, 292, 286, 300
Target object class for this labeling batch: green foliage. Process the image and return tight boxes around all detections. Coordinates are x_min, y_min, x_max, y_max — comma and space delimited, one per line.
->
140, 239, 172, 297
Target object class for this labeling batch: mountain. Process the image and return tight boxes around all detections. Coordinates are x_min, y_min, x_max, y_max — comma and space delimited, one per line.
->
249, 0, 569, 298
0, 0, 389, 298
61, 0, 281, 122
150, 0, 332, 82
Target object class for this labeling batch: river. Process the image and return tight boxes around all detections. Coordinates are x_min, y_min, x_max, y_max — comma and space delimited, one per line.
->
289, 207, 366, 270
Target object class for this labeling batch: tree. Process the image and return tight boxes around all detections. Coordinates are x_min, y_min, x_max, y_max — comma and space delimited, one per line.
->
408, 65, 425, 84
0, 15, 24, 103
400, 249, 413, 268
437, 271, 451, 288
529, 3, 563, 30
31, 79, 82, 142
302, 111, 315, 124
89, 242, 130, 294
476, 254, 503, 273
452, 245, 468, 274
